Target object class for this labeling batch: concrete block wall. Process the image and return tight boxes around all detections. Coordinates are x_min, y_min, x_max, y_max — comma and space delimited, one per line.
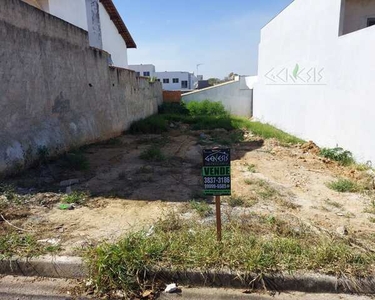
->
0, 0, 162, 176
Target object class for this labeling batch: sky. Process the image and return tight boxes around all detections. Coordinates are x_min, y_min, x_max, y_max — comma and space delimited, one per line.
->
113, 0, 293, 79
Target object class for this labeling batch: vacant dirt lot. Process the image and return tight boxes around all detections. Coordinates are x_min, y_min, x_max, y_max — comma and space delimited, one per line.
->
1, 125, 375, 256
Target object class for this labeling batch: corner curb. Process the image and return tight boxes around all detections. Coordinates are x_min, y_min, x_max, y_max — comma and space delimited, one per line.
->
0, 256, 87, 279
1, 256, 375, 294
154, 270, 375, 294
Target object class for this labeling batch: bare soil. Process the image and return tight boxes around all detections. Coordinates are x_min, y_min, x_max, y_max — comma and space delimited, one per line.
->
1, 127, 375, 256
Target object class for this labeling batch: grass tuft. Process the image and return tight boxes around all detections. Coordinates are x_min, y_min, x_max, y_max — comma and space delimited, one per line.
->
231, 117, 305, 145
227, 196, 245, 207
0, 233, 54, 259
243, 179, 279, 199
245, 163, 257, 173
62, 191, 87, 205
327, 179, 359, 193
320, 147, 355, 166
324, 198, 343, 209
139, 147, 165, 162
189, 200, 213, 217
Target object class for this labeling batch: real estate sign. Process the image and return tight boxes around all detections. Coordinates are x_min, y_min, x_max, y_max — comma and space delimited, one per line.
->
203, 149, 231, 196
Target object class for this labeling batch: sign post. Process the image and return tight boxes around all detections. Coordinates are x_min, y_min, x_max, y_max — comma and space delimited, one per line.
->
215, 195, 222, 241
203, 149, 231, 242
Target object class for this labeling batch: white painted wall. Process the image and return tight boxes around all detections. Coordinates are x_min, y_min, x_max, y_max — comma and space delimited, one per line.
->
99, 3, 128, 68
48, 0, 88, 30
182, 76, 255, 118
343, 0, 375, 34
22, 0, 129, 69
129, 64, 156, 77
156, 71, 197, 91
255, 0, 375, 163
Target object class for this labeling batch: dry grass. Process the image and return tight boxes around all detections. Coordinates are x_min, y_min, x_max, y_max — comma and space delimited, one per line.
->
85, 212, 375, 298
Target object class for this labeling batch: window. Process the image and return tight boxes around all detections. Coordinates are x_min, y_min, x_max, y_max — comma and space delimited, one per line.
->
173, 78, 179, 83
156, 79, 160, 82
143, 71, 150, 77
367, 18, 375, 27
135, 72, 140, 77
181, 80, 188, 89
163, 78, 170, 84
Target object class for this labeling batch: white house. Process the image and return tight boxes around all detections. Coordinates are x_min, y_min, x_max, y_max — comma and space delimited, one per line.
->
155, 71, 198, 92
254, 0, 375, 162
22, 0, 136, 68
128, 64, 199, 92
128, 64, 156, 78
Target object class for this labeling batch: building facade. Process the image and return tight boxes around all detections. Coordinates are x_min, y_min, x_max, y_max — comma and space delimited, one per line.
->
128, 65, 199, 92
22, 0, 136, 68
128, 64, 156, 78
254, 0, 375, 162
155, 71, 198, 92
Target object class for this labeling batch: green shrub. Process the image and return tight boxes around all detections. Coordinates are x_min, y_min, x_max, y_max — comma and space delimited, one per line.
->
129, 115, 168, 134
327, 179, 359, 193
158, 103, 189, 115
139, 147, 165, 162
186, 100, 227, 116
320, 147, 355, 166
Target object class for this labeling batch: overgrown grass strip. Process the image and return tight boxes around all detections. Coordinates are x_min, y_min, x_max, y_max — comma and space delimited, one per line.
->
85, 217, 375, 296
